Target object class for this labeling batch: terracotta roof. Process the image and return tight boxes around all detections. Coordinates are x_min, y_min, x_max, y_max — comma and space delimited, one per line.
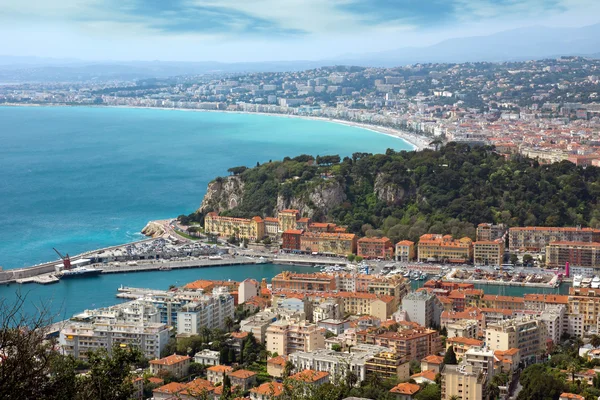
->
358, 236, 392, 244
228, 369, 257, 379
410, 370, 437, 382
290, 369, 330, 382
147, 377, 165, 385
267, 355, 288, 366
283, 229, 304, 235
421, 355, 444, 364
390, 382, 421, 395
560, 393, 585, 400
184, 378, 215, 396
231, 331, 249, 340
250, 382, 284, 396
208, 365, 233, 373
154, 382, 187, 394
150, 354, 190, 366
396, 240, 415, 246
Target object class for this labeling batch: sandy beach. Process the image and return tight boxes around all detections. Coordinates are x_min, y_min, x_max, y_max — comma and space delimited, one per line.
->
2, 103, 432, 150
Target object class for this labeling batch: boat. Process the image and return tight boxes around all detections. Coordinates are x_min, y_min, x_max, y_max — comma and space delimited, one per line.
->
208, 255, 223, 260
582, 277, 592, 288
256, 256, 268, 264
418, 273, 428, 280
403, 271, 411, 278
592, 276, 600, 289
573, 274, 583, 288
59, 266, 102, 279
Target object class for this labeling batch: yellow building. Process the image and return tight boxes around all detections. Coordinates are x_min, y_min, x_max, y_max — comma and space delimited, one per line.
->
418, 234, 473, 263
395, 240, 416, 262
485, 316, 546, 363
278, 209, 299, 233
204, 212, 265, 241
474, 240, 505, 266
441, 364, 487, 400
365, 352, 410, 381
300, 231, 357, 256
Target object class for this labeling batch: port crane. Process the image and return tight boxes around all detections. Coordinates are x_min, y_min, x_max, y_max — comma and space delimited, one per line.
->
53, 248, 72, 270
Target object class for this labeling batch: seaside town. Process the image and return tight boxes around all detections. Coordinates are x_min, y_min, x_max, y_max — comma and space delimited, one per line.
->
3, 57, 600, 160
29, 207, 600, 400
5, 58, 600, 400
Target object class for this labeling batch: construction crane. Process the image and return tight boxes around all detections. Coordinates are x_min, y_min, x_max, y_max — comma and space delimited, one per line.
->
53, 248, 72, 270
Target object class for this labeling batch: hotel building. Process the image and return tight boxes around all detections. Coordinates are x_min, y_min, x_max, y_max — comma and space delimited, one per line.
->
204, 212, 265, 241
357, 237, 394, 259
418, 234, 473, 263
299, 231, 357, 256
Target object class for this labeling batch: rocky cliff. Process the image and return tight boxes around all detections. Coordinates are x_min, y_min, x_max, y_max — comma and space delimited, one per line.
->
276, 181, 347, 217
141, 221, 166, 238
374, 173, 409, 204
197, 176, 245, 214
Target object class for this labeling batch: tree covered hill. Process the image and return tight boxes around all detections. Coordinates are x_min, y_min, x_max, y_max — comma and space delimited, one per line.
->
187, 143, 600, 244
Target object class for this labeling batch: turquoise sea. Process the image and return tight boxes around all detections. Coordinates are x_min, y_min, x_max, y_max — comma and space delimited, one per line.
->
0, 106, 412, 270
0, 105, 413, 318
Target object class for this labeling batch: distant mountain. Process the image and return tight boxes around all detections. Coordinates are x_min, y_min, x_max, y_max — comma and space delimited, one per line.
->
1, 23, 600, 82
341, 23, 600, 66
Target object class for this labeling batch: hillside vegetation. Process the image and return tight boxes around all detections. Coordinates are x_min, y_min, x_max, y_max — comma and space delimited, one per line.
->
185, 143, 600, 243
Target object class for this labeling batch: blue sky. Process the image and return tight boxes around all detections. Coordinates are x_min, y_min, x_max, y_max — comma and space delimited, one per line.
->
0, 0, 598, 62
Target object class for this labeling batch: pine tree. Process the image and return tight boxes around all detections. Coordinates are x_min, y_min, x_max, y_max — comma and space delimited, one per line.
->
444, 346, 458, 365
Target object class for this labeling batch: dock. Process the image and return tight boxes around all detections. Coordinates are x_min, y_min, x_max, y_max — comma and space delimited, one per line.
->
98, 257, 263, 273
15, 274, 60, 285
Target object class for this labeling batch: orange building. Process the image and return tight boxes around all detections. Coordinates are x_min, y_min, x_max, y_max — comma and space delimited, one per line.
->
282, 229, 303, 251
271, 271, 336, 292
299, 231, 357, 256
395, 240, 416, 262
417, 234, 473, 263
357, 237, 394, 259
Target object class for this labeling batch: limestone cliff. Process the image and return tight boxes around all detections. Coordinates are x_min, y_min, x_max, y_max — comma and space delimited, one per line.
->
374, 173, 409, 205
197, 176, 245, 214
276, 181, 347, 217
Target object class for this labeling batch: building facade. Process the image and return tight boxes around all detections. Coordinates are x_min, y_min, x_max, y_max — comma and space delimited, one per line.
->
485, 316, 546, 364
546, 241, 600, 269
418, 234, 473, 263
476, 223, 506, 242
395, 240, 416, 262
357, 237, 394, 259
299, 232, 357, 256
473, 240, 505, 266
204, 212, 265, 241
266, 320, 326, 356
509, 226, 600, 252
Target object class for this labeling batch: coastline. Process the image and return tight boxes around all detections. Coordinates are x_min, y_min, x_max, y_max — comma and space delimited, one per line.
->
1, 103, 431, 151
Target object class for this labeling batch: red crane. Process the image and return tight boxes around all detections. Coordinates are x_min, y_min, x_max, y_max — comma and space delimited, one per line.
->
53, 248, 72, 270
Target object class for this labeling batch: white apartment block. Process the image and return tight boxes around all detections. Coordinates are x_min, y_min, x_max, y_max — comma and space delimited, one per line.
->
176, 288, 234, 335
239, 279, 260, 304
194, 349, 220, 366
288, 344, 389, 382
402, 291, 436, 328
266, 320, 325, 356
59, 301, 170, 361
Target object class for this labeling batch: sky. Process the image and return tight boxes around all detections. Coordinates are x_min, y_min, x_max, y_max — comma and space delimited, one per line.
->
1, 0, 600, 62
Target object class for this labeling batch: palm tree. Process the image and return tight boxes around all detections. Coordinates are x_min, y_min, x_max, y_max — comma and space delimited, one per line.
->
567, 361, 580, 382
429, 139, 444, 151
224, 317, 234, 332
591, 334, 600, 348
283, 360, 295, 379
449, 395, 461, 400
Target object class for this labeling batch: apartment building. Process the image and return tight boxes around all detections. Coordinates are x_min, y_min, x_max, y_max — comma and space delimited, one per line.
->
446, 337, 484, 359
278, 209, 299, 232
356, 325, 442, 361
250, 382, 284, 400
567, 287, 600, 336
264, 217, 279, 238
282, 229, 303, 251
299, 231, 357, 256
271, 272, 336, 292
508, 226, 600, 252
418, 234, 473, 263
476, 223, 506, 242
402, 291, 438, 328
204, 212, 265, 241
288, 344, 390, 382
473, 240, 505, 266
176, 289, 234, 335
265, 320, 326, 356
266, 355, 287, 378
395, 240, 416, 262
485, 316, 546, 364
523, 294, 569, 312
481, 295, 524, 310
240, 311, 278, 343
441, 364, 487, 400
446, 320, 478, 339
239, 279, 260, 304
150, 354, 191, 379
59, 301, 170, 361
464, 347, 495, 377
357, 237, 394, 259
546, 241, 600, 271
365, 351, 410, 381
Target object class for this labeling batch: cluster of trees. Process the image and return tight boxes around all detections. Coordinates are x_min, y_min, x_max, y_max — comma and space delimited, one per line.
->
191, 143, 600, 243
